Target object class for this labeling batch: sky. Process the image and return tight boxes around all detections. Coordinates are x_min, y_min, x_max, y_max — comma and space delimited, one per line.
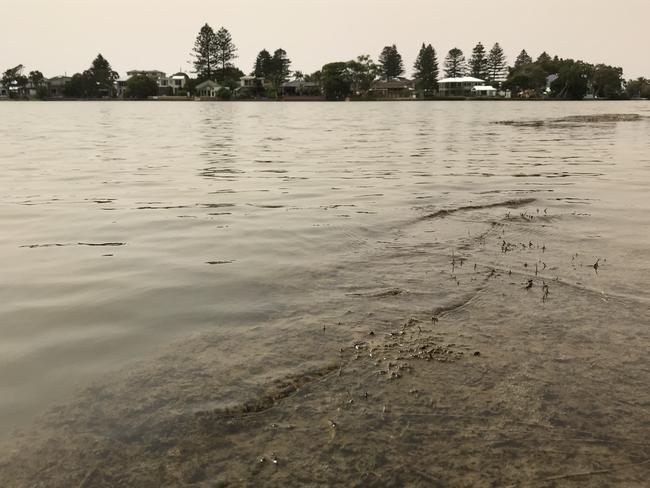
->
2, 0, 649, 79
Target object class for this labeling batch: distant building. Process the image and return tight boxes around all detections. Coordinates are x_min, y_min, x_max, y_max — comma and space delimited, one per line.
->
47, 76, 71, 98
280, 80, 322, 98
195, 80, 223, 98
126, 70, 167, 80
471, 85, 498, 97
370, 78, 415, 99
160, 72, 190, 96
120, 70, 190, 97
0, 83, 7, 98
438, 77, 485, 96
114, 78, 129, 98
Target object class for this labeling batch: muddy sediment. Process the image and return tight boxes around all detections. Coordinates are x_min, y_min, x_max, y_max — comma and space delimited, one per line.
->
1, 200, 649, 487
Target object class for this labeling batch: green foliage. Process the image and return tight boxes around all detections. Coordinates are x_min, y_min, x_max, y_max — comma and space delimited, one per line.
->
124, 74, 158, 99
28, 70, 45, 87
63, 54, 118, 98
321, 62, 353, 100
625, 78, 650, 99
347, 55, 379, 95
413, 43, 439, 96
378, 45, 404, 80
486, 43, 507, 84
217, 66, 245, 89
504, 63, 547, 95
592, 64, 624, 98
514, 50, 533, 69
2, 65, 28, 98
215, 27, 237, 80
216, 87, 232, 100
444, 48, 466, 78
469, 43, 488, 80
550, 60, 592, 99
192, 24, 218, 81
269, 49, 292, 95
253, 49, 273, 79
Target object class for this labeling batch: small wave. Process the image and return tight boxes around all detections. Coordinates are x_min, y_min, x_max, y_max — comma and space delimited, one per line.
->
420, 198, 536, 221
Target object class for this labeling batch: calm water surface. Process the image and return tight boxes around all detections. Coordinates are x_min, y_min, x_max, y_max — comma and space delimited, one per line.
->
1, 101, 649, 437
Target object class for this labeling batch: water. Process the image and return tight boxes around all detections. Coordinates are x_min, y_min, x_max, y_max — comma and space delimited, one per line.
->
1, 101, 649, 485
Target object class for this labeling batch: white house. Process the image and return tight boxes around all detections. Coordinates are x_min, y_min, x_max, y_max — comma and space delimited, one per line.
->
471, 85, 498, 97
195, 80, 223, 98
438, 77, 486, 96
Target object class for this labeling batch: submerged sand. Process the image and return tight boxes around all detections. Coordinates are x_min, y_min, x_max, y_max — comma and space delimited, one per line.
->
1, 195, 649, 487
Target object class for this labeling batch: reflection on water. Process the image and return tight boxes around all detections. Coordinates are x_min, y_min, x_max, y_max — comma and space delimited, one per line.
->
0, 101, 649, 443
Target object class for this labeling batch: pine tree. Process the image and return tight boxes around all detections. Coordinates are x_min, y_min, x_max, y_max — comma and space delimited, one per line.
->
270, 48, 292, 95
253, 49, 273, 79
469, 42, 489, 80
413, 43, 439, 96
379, 45, 404, 81
514, 49, 533, 68
215, 27, 238, 81
444, 48, 466, 78
192, 23, 218, 81
486, 43, 507, 84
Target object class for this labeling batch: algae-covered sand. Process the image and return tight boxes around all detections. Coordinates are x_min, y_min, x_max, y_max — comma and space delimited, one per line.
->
2, 195, 649, 487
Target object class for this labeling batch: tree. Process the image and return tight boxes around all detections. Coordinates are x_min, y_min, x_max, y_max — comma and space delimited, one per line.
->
592, 64, 624, 98
444, 48, 466, 78
469, 43, 489, 80
413, 43, 439, 96
486, 43, 507, 84
192, 23, 218, 81
504, 63, 547, 96
124, 74, 158, 99
28, 70, 45, 87
321, 62, 353, 100
347, 55, 379, 96
88, 54, 118, 96
269, 48, 291, 95
550, 60, 592, 100
514, 50, 533, 69
62, 54, 117, 98
253, 49, 273, 79
293, 70, 304, 81
2, 65, 28, 98
379, 45, 404, 80
625, 77, 650, 99
305, 70, 321, 84
215, 27, 237, 82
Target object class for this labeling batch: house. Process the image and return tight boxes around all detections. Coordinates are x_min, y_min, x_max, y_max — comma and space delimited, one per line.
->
47, 76, 71, 98
195, 80, 223, 99
114, 78, 129, 98
126, 70, 167, 80
370, 78, 415, 99
280, 80, 322, 98
0, 83, 7, 98
471, 85, 497, 97
438, 77, 486, 96
168, 72, 189, 96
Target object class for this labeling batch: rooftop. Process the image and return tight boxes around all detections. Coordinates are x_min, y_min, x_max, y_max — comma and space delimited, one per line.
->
438, 77, 485, 84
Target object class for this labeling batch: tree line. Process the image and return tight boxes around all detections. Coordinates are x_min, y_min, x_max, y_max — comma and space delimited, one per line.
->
1, 25, 646, 101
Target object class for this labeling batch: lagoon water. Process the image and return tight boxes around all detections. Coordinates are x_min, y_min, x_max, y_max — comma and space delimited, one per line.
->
1, 101, 650, 485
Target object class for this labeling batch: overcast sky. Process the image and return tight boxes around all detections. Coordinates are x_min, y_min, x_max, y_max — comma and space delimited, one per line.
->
2, 0, 649, 79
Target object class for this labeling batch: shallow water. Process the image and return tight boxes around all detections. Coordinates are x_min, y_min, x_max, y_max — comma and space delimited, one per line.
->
1, 101, 650, 485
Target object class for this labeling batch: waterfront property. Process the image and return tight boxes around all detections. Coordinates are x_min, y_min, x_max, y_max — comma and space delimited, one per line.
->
438, 76, 486, 96
280, 80, 323, 98
47, 76, 71, 98
369, 78, 415, 99
195, 80, 223, 98
471, 85, 498, 97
